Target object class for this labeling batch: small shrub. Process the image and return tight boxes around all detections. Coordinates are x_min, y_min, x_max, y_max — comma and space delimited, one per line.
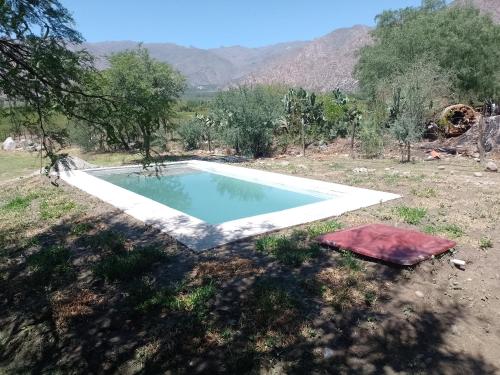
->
359, 120, 384, 158
394, 205, 427, 224
307, 220, 343, 238
479, 237, 493, 250
178, 118, 203, 150
94, 247, 166, 281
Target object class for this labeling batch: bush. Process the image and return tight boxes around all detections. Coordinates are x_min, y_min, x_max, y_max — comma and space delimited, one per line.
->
359, 119, 384, 158
178, 118, 203, 150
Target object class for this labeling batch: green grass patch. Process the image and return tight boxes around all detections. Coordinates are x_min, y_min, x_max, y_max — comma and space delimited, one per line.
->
479, 237, 493, 250
88, 230, 126, 253
40, 197, 76, 220
394, 205, 427, 225
307, 220, 342, 238
423, 223, 464, 238
1, 192, 39, 212
27, 245, 73, 287
411, 187, 437, 198
70, 222, 94, 236
255, 234, 321, 267
94, 246, 166, 281
338, 250, 362, 272
131, 280, 216, 318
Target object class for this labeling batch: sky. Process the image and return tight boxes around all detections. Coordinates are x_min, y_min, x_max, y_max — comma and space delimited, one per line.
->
61, 0, 430, 49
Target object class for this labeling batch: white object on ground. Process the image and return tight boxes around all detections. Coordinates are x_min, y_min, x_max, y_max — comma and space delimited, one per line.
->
451, 259, 466, 267
2, 137, 16, 151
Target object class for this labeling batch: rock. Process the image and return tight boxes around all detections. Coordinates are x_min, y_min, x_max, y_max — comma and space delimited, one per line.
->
415, 291, 424, 298
2, 137, 16, 151
279, 161, 290, 166
353, 167, 368, 174
485, 161, 498, 172
323, 347, 335, 359
474, 172, 483, 177
475, 158, 481, 163
438, 165, 446, 170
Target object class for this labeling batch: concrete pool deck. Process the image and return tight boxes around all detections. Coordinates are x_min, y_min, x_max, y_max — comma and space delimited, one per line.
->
59, 160, 401, 251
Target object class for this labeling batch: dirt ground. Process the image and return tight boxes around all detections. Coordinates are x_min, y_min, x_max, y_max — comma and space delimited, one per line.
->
0, 146, 499, 374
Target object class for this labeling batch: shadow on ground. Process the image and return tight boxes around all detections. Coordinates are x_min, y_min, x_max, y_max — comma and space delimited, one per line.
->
0, 179, 497, 374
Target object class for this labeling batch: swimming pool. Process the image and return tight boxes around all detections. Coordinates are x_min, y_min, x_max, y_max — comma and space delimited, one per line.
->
60, 160, 400, 251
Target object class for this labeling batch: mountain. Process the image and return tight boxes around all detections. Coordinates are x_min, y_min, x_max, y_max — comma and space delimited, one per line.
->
452, 0, 500, 23
82, 0, 498, 92
239, 25, 372, 92
83, 40, 307, 89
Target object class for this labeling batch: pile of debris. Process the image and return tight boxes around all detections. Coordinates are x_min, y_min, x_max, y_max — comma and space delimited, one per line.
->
444, 115, 500, 154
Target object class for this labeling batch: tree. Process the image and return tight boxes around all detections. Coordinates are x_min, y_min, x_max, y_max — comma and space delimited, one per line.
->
213, 86, 282, 158
380, 60, 450, 162
355, 0, 500, 101
322, 89, 362, 155
283, 88, 323, 155
95, 48, 185, 160
0, 0, 98, 167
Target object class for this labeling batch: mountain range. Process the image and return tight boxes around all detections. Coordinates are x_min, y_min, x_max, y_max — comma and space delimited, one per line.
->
82, 0, 499, 93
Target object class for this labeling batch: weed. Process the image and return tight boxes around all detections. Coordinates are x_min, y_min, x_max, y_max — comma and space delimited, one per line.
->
423, 223, 464, 238
338, 250, 361, 272
94, 246, 166, 281
479, 237, 493, 250
256, 235, 320, 267
27, 246, 73, 287
1, 195, 34, 211
394, 206, 427, 225
307, 220, 342, 238
71, 222, 93, 236
132, 279, 216, 318
411, 187, 437, 198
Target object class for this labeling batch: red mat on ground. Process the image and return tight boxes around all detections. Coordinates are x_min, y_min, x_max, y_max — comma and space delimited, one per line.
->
317, 224, 456, 266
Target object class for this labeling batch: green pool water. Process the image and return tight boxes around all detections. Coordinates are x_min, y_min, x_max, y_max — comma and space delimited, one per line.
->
91, 167, 332, 224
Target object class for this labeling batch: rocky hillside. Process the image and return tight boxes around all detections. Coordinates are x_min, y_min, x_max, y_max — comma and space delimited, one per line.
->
452, 0, 500, 22
239, 25, 372, 92
83, 40, 306, 89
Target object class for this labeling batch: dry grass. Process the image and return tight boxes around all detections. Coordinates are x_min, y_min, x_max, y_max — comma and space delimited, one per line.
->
51, 289, 104, 331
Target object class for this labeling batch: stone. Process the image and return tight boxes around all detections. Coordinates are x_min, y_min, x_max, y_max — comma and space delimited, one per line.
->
2, 137, 16, 151
485, 161, 498, 172
279, 161, 290, 166
415, 291, 424, 298
323, 347, 335, 359
353, 167, 368, 174
438, 165, 446, 170
473, 172, 483, 177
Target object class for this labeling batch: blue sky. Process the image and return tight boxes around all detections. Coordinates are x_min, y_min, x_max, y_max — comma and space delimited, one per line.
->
61, 0, 430, 48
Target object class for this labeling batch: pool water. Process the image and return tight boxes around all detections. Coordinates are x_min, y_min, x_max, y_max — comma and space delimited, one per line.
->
92, 167, 332, 224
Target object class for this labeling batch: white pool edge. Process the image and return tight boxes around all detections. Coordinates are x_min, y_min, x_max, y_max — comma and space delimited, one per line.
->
59, 160, 401, 251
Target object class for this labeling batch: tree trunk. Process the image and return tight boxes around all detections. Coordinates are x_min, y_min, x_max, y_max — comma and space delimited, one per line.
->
350, 121, 356, 158
301, 119, 306, 156
478, 114, 486, 166
406, 142, 411, 162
